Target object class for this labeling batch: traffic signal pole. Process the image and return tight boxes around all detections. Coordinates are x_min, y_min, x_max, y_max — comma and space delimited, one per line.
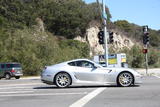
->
102, 0, 109, 67
96, 0, 109, 67
143, 25, 149, 75
104, 19, 108, 67
145, 44, 148, 75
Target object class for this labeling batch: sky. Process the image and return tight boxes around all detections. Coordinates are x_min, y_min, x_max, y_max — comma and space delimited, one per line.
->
84, 0, 160, 30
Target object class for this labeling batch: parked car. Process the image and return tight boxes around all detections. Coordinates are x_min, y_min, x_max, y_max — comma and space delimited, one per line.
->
0, 63, 23, 79
41, 59, 142, 88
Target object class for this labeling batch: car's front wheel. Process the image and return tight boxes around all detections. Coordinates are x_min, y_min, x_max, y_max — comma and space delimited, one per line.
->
55, 72, 71, 88
117, 72, 134, 87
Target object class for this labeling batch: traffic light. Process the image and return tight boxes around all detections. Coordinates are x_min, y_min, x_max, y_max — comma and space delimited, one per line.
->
109, 32, 114, 43
98, 30, 104, 44
143, 32, 149, 45
143, 25, 148, 33
143, 26, 149, 45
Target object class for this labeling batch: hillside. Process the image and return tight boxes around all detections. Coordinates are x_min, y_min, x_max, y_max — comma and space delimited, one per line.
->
0, 0, 160, 75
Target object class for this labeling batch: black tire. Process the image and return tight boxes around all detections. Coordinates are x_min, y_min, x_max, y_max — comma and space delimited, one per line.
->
55, 72, 71, 88
5, 73, 11, 80
117, 72, 134, 87
15, 76, 20, 79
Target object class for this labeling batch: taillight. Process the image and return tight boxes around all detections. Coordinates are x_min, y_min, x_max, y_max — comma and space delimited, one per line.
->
11, 69, 15, 72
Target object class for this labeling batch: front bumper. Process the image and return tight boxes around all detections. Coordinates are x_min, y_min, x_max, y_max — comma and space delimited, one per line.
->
134, 74, 143, 84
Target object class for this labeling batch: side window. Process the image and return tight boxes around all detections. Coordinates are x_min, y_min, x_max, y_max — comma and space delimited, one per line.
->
76, 61, 82, 67
1, 64, 5, 69
76, 61, 94, 68
6, 64, 11, 68
68, 62, 76, 66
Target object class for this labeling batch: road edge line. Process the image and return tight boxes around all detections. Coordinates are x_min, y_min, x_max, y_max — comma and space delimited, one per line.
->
0, 92, 87, 97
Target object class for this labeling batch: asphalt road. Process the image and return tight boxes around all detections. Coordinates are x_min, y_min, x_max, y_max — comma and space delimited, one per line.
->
0, 76, 160, 107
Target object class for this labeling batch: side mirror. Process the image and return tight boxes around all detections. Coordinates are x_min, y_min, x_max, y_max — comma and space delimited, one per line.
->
93, 64, 99, 69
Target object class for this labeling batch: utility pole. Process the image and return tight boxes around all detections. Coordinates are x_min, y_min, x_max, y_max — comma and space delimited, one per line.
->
102, 0, 109, 67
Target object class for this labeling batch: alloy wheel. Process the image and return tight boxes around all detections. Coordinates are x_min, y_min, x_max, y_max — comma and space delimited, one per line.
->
118, 72, 133, 87
55, 73, 71, 88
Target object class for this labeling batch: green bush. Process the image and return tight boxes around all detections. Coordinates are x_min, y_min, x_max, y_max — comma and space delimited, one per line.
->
115, 45, 160, 68
148, 48, 160, 68
0, 28, 90, 76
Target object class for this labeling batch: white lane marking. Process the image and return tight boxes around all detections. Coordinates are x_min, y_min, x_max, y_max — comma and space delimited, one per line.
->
0, 92, 87, 97
0, 83, 43, 87
70, 88, 106, 107
0, 91, 34, 94
153, 75, 160, 79
0, 86, 32, 90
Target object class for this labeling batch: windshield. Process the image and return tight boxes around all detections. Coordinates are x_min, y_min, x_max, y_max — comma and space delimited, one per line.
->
89, 60, 103, 68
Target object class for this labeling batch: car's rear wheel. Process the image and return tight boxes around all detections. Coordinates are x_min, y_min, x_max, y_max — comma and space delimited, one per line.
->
55, 72, 71, 88
117, 72, 134, 87
15, 76, 20, 79
5, 73, 11, 80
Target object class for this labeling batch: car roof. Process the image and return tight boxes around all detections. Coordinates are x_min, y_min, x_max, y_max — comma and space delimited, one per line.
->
49, 58, 103, 68
66, 59, 93, 63
52, 59, 93, 66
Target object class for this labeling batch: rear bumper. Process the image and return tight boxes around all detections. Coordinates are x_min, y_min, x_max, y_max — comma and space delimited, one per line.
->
41, 72, 54, 85
13, 73, 23, 77
41, 79, 54, 85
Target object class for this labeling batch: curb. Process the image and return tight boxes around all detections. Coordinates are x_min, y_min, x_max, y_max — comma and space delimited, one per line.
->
21, 76, 40, 80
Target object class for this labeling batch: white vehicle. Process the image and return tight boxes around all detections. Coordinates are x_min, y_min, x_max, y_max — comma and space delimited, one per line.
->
41, 59, 142, 88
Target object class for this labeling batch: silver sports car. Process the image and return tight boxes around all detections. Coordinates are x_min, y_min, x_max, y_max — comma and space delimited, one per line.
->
41, 59, 142, 88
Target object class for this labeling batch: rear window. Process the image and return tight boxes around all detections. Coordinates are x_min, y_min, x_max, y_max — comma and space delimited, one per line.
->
6, 64, 21, 68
